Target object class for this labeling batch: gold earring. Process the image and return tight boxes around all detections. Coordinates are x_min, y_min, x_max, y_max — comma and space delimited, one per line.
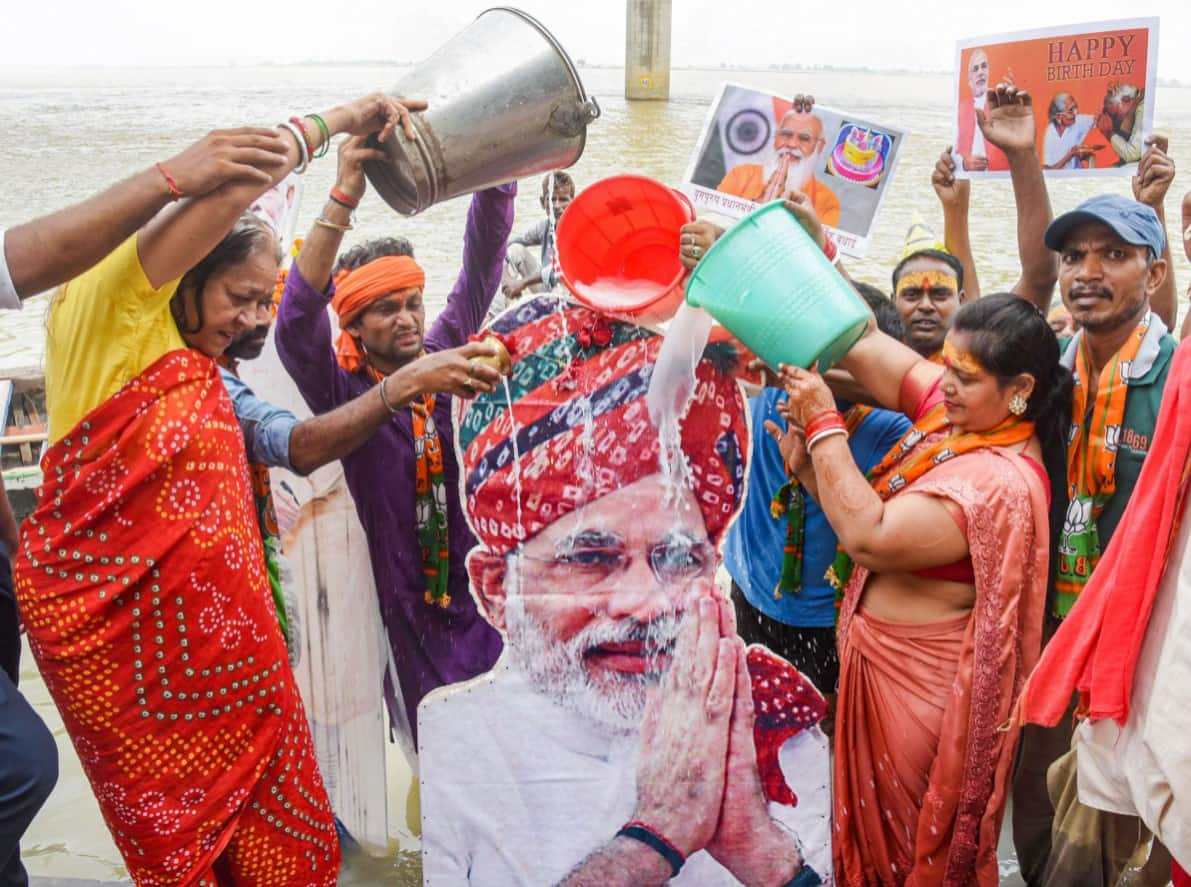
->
1010, 394, 1028, 416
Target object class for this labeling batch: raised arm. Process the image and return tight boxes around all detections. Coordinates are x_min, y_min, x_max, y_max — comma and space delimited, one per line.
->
138, 94, 419, 290
273, 111, 424, 415
978, 84, 1058, 312
932, 148, 980, 301
778, 195, 936, 413
1183, 189, 1191, 340
427, 183, 517, 349
2, 129, 292, 300
1132, 136, 1177, 330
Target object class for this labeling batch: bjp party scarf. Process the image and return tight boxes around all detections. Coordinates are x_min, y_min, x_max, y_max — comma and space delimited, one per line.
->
1057, 312, 1157, 615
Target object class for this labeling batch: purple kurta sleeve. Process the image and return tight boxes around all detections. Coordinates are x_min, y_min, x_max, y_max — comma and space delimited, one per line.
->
425, 183, 517, 352
274, 264, 351, 415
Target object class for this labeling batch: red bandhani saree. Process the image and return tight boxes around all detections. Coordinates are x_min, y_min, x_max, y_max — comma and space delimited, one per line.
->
15, 350, 339, 886
832, 448, 1048, 886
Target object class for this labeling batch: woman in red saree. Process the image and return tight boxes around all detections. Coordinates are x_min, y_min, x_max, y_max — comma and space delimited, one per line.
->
13, 95, 417, 886
771, 219, 1069, 883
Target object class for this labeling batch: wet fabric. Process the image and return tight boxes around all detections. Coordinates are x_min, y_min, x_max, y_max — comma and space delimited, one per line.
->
833, 445, 1049, 886
14, 351, 338, 885
455, 294, 749, 554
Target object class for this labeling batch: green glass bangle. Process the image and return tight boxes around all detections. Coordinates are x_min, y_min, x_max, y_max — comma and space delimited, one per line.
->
307, 113, 332, 159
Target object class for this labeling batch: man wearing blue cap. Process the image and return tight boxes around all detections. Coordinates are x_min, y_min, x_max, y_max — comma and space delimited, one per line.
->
971, 81, 1178, 887
1032, 188, 1176, 887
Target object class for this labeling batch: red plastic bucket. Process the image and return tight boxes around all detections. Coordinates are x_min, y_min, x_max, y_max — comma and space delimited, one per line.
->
556, 175, 694, 325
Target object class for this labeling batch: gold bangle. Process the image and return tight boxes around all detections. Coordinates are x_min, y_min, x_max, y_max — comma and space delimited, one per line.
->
314, 216, 353, 232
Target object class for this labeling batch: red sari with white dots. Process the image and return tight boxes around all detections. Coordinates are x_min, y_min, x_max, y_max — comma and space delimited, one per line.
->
15, 350, 339, 886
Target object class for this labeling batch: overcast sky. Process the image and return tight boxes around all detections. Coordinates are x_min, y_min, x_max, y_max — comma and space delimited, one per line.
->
3, 2, 1188, 81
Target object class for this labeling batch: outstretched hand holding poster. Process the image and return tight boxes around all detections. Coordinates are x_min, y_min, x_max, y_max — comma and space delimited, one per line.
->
682, 83, 905, 258
418, 296, 832, 886
954, 18, 1159, 179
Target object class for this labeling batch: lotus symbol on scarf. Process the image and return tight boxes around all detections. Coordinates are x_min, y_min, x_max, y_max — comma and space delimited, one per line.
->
1061, 498, 1093, 552
1105, 424, 1121, 453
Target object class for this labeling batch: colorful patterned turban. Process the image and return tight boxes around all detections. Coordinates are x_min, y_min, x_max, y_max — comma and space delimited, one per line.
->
454, 295, 750, 555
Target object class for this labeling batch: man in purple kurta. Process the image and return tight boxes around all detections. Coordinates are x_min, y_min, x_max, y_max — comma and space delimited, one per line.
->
275, 183, 515, 740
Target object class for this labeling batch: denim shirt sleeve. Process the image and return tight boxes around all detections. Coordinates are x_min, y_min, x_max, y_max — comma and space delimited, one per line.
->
219, 366, 299, 472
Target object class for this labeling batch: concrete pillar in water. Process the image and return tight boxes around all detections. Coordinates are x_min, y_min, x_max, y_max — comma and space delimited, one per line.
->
625, 0, 672, 101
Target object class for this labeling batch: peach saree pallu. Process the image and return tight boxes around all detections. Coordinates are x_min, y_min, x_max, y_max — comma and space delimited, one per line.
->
14, 351, 338, 886
833, 446, 1048, 886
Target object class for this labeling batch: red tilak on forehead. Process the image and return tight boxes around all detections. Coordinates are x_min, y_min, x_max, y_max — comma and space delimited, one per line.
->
896, 269, 958, 296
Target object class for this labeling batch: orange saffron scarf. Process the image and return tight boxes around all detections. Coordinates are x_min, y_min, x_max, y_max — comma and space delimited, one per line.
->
1057, 313, 1150, 614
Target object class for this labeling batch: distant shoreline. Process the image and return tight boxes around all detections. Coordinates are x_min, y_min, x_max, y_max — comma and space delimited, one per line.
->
1, 61, 1183, 87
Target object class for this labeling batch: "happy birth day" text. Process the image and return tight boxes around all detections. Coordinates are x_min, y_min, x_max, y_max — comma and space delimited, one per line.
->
1046, 33, 1138, 82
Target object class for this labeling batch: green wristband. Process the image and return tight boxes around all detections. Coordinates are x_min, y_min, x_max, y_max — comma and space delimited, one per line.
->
306, 113, 332, 158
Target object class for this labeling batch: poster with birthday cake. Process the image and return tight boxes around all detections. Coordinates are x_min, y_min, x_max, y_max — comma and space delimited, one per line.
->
681, 82, 907, 258
953, 18, 1159, 180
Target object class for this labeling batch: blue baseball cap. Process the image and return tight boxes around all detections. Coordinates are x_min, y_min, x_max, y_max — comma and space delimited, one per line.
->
1044, 193, 1166, 258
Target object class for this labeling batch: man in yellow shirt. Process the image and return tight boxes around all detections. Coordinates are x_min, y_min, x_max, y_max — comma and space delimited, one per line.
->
717, 104, 841, 227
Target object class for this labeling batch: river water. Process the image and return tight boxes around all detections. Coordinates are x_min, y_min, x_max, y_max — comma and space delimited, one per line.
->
2, 64, 1190, 883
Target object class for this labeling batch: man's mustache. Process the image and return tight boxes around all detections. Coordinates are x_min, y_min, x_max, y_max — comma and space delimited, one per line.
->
1069, 285, 1113, 301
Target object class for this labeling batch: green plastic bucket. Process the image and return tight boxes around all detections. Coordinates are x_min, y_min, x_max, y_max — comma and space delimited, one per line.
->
685, 202, 869, 370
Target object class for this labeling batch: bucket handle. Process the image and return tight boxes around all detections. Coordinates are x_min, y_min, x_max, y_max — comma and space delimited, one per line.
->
671, 188, 695, 222
549, 97, 601, 138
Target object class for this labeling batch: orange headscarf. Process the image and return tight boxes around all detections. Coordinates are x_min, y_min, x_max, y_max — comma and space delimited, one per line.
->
330, 255, 425, 373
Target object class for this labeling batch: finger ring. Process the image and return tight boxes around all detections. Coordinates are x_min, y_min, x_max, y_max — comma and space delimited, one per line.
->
467, 360, 481, 377
692, 246, 702, 258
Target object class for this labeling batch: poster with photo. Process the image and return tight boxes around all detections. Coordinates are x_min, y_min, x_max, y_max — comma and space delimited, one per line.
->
681, 82, 907, 258
954, 18, 1159, 179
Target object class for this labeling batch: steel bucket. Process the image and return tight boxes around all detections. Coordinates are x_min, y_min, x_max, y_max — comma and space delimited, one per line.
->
365, 7, 600, 215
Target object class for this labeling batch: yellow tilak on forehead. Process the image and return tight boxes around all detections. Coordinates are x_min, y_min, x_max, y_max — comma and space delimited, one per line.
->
895, 270, 958, 297
941, 340, 985, 376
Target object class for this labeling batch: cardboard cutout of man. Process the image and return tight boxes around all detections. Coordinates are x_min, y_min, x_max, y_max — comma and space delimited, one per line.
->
419, 296, 832, 886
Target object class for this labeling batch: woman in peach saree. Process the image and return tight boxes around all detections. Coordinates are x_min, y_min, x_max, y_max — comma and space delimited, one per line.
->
773, 280, 1068, 884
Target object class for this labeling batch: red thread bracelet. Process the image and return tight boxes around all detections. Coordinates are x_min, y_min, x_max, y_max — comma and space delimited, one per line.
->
821, 235, 838, 263
804, 409, 845, 439
805, 417, 846, 440
288, 116, 316, 157
155, 162, 183, 201
329, 187, 360, 210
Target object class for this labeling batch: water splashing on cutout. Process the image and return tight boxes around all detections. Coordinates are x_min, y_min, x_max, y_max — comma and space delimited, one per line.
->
646, 301, 715, 503
503, 375, 526, 596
